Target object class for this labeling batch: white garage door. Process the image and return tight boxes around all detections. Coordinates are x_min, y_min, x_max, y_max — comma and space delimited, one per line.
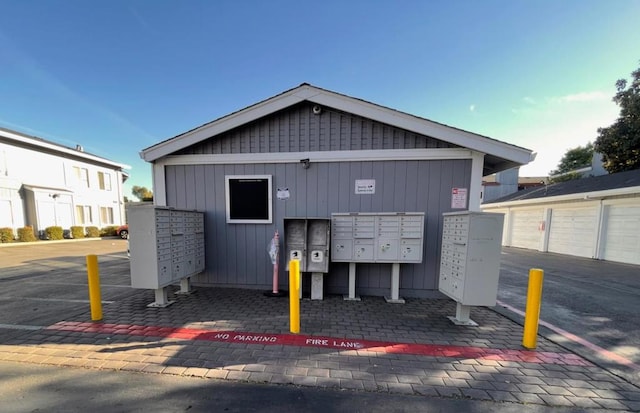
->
601, 204, 640, 265
0, 200, 13, 228
548, 207, 597, 258
510, 209, 543, 250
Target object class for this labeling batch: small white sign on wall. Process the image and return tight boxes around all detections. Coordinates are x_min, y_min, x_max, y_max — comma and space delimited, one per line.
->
355, 179, 376, 194
277, 188, 290, 200
451, 187, 468, 209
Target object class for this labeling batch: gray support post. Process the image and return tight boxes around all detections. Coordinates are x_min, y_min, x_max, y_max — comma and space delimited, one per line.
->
311, 272, 323, 300
344, 262, 361, 301
177, 277, 195, 295
384, 263, 405, 303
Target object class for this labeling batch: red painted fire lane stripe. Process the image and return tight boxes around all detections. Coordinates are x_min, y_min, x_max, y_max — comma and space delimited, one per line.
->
45, 321, 591, 366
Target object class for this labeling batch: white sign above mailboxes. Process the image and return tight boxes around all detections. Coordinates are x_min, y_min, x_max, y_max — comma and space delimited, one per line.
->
355, 179, 376, 194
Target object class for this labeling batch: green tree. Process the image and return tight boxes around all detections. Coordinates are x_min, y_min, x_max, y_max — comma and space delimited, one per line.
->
594, 63, 640, 173
131, 186, 153, 201
549, 143, 594, 183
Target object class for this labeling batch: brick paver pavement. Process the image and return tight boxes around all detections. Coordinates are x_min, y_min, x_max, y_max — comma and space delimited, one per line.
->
1, 286, 639, 411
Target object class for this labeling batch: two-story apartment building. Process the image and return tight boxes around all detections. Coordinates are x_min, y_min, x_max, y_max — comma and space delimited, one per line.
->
0, 127, 130, 237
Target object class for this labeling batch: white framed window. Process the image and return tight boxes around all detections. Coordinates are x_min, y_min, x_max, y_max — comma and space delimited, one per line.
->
73, 166, 89, 187
76, 205, 93, 225
100, 206, 114, 225
98, 171, 112, 190
225, 175, 272, 224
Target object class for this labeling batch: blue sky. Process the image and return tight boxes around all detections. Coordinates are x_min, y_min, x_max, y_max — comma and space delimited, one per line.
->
1, 1, 639, 197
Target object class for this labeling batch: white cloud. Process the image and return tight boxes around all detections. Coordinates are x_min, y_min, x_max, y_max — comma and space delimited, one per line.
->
469, 104, 476, 112
512, 90, 611, 118
553, 91, 609, 103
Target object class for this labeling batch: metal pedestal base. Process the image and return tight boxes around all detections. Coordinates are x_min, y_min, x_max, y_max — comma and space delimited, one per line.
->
147, 287, 175, 308
384, 296, 406, 304
176, 278, 196, 295
447, 303, 478, 326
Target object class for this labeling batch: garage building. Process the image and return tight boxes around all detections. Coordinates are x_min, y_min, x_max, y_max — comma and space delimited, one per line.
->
481, 169, 640, 266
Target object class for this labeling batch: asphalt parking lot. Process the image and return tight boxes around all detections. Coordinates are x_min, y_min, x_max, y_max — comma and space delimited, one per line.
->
496, 246, 640, 386
0, 239, 133, 328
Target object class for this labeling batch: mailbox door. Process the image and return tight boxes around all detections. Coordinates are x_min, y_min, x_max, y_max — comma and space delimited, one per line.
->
307, 219, 330, 272
285, 219, 307, 271
332, 240, 353, 261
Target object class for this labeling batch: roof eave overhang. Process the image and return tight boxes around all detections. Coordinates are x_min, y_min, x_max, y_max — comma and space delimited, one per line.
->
1, 128, 131, 170
482, 185, 640, 209
140, 84, 534, 169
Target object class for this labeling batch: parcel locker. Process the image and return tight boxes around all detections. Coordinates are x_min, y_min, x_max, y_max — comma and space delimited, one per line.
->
284, 218, 331, 300
284, 218, 331, 273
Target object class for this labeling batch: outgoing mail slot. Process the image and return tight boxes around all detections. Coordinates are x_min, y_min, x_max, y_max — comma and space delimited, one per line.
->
310, 250, 324, 263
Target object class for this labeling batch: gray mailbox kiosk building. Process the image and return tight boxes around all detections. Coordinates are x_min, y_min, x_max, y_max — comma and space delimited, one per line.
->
139, 84, 533, 309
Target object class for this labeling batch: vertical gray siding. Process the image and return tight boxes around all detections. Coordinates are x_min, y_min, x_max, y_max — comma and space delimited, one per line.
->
175, 102, 456, 156
165, 158, 471, 298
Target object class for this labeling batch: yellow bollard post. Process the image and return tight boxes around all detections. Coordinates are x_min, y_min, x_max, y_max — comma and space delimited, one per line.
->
86, 254, 103, 321
289, 259, 300, 334
522, 268, 544, 349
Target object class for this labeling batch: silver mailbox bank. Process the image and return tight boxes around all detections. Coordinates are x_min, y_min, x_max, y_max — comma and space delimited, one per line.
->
128, 205, 205, 307
331, 212, 425, 303
439, 211, 504, 325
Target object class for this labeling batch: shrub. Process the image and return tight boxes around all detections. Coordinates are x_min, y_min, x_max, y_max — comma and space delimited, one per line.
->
70, 226, 85, 239
101, 226, 118, 237
86, 226, 100, 238
18, 226, 37, 242
45, 226, 64, 240
0, 227, 14, 243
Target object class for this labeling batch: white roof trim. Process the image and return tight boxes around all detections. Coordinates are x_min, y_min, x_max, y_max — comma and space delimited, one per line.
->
482, 186, 640, 209
141, 84, 533, 165
158, 148, 476, 166
22, 184, 74, 193
1, 128, 130, 170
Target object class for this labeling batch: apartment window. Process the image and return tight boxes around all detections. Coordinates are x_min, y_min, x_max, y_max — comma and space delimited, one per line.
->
73, 166, 89, 187
100, 207, 114, 225
76, 205, 92, 225
225, 175, 272, 223
98, 171, 112, 191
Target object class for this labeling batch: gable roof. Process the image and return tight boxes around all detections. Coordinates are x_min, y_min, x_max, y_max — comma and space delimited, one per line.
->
140, 83, 534, 176
0, 127, 130, 171
485, 169, 640, 205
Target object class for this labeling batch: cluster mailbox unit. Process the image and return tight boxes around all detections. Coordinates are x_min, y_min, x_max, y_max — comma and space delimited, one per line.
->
284, 218, 331, 300
438, 211, 505, 325
331, 212, 425, 303
128, 205, 205, 307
